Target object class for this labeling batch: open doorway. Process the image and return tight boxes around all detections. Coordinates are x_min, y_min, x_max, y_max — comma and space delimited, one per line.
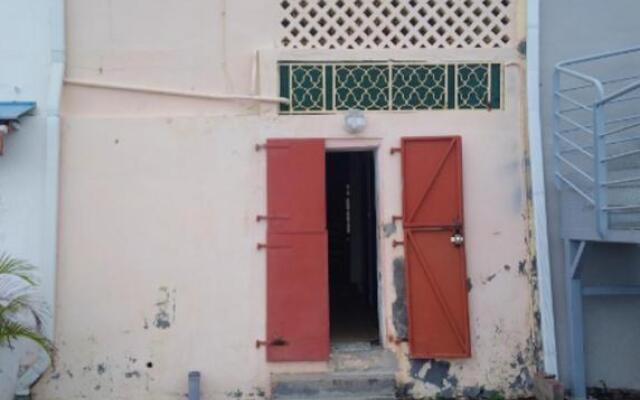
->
326, 151, 379, 345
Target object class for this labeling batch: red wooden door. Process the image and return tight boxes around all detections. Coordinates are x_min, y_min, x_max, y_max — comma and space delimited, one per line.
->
401, 136, 471, 358
265, 139, 329, 361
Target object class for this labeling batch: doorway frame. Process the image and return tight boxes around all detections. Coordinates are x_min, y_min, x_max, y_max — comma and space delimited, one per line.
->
325, 138, 386, 348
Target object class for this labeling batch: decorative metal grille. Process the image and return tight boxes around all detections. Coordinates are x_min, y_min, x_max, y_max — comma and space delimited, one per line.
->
392, 64, 447, 110
335, 64, 389, 110
279, 0, 515, 49
279, 62, 502, 114
290, 65, 325, 111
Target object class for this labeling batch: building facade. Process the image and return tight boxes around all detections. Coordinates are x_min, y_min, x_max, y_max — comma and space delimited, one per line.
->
32, 1, 543, 399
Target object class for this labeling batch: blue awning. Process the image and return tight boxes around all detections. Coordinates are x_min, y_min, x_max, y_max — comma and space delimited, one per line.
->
0, 101, 36, 121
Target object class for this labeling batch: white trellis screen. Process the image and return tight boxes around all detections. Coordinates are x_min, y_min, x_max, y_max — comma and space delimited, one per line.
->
279, 0, 516, 49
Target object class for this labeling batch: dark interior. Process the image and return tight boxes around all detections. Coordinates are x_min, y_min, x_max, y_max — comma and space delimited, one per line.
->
326, 151, 379, 344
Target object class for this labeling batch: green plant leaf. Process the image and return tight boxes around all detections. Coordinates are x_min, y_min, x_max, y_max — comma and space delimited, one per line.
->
0, 319, 54, 359
0, 253, 37, 286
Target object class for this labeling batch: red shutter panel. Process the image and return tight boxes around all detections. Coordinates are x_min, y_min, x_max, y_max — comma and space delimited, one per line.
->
265, 139, 329, 361
267, 139, 326, 233
401, 136, 471, 358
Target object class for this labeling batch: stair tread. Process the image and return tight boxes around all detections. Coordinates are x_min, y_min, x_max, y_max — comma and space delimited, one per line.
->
272, 394, 396, 400
273, 371, 396, 382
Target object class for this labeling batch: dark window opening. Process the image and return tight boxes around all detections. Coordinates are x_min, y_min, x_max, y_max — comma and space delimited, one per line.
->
326, 151, 379, 345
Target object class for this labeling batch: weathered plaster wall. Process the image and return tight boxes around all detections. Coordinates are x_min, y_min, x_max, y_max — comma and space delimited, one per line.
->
0, 0, 56, 396
35, 0, 538, 399
539, 0, 640, 391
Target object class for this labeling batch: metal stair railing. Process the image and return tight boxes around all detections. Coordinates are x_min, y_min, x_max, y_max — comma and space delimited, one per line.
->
553, 46, 640, 237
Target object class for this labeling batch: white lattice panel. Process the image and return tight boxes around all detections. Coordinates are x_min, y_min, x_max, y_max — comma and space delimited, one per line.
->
280, 0, 516, 49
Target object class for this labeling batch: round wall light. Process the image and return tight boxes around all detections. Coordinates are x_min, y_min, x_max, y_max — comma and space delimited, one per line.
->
344, 109, 366, 134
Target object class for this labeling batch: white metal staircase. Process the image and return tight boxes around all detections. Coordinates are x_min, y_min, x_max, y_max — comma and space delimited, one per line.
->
554, 46, 640, 239
553, 46, 640, 400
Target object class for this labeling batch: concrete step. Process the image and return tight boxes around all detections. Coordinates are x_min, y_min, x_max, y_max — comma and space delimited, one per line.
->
330, 345, 397, 373
272, 371, 396, 400
274, 396, 396, 400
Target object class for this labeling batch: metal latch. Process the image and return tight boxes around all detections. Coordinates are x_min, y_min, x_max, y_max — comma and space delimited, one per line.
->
450, 233, 464, 246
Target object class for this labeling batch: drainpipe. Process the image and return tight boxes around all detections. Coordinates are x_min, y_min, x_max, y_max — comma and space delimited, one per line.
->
527, 0, 558, 377
15, 0, 65, 394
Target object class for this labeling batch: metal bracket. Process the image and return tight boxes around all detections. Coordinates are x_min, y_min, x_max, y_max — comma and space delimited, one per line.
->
256, 243, 292, 250
256, 337, 288, 348
390, 147, 401, 155
256, 215, 289, 222
255, 143, 290, 152
387, 335, 408, 345
392, 215, 403, 223
392, 240, 404, 248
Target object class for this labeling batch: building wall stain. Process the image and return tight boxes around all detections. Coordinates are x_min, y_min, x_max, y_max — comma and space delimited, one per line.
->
153, 286, 176, 330
392, 257, 408, 340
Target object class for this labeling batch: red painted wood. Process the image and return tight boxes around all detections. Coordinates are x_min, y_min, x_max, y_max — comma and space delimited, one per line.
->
265, 139, 329, 362
401, 136, 471, 358
267, 139, 326, 233
266, 232, 329, 361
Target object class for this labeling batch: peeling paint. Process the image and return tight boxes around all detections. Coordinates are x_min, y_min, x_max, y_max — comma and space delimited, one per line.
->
97, 364, 106, 375
410, 360, 451, 388
518, 259, 527, 275
226, 389, 243, 398
154, 286, 176, 329
424, 361, 451, 388
392, 257, 408, 339
383, 222, 397, 237
509, 367, 533, 391
124, 370, 141, 379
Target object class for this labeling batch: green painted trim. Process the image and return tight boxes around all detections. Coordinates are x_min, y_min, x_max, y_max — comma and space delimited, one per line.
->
279, 64, 290, 113
278, 61, 502, 114
490, 63, 502, 109
447, 65, 456, 109
325, 65, 334, 111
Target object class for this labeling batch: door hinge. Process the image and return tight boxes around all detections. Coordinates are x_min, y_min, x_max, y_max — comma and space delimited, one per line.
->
255, 143, 290, 152
257, 243, 292, 250
256, 337, 288, 348
256, 214, 289, 222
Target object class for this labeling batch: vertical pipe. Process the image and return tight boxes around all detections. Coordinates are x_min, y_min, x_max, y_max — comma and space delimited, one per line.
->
564, 240, 586, 399
593, 103, 607, 237
188, 371, 201, 400
527, 0, 559, 377
552, 69, 561, 189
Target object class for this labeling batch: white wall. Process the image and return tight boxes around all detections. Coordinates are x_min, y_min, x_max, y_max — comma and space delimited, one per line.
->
0, 0, 55, 397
